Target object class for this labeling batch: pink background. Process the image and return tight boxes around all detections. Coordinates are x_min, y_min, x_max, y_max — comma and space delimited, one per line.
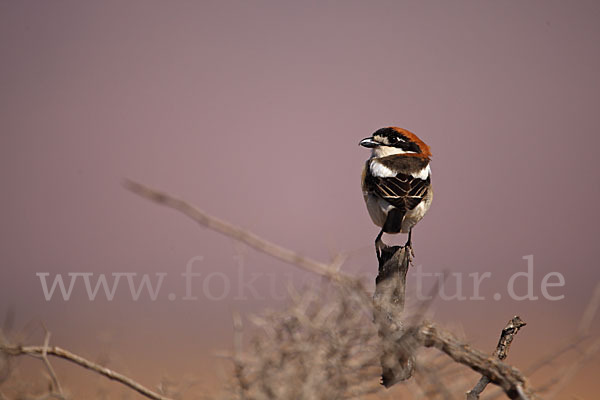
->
1, 1, 599, 397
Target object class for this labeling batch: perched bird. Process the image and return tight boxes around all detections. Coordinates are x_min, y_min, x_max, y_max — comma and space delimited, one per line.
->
360, 127, 432, 259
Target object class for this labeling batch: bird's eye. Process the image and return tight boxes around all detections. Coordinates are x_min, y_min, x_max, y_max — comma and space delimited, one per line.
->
389, 136, 398, 143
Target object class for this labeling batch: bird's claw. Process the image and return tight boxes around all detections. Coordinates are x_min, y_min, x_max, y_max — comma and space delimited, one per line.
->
403, 243, 415, 263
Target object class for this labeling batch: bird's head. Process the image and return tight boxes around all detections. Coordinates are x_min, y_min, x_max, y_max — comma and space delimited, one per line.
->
359, 127, 431, 159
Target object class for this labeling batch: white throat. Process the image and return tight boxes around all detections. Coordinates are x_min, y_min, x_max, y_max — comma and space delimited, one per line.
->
372, 146, 416, 158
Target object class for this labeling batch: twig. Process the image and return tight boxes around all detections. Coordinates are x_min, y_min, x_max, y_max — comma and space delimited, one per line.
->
488, 282, 600, 400
232, 311, 250, 399
543, 337, 600, 399
125, 180, 349, 283
0, 343, 172, 400
466, 316, 526, 399
577, 282, 600, 335
400, 322, 534, 399
468, 376, 492, 400
41, 325, 63, 395
528, 282, 600, 379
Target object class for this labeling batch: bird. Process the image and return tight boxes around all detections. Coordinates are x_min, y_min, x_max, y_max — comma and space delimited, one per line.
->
359, 127, 432, 260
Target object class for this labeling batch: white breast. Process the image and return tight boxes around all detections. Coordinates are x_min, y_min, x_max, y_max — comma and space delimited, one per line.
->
401, 188, 433, 233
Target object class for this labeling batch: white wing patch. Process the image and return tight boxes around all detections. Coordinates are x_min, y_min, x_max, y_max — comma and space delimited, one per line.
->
411, 164, 431, 180
369, 160, 395, 177
371, 160, 431, 180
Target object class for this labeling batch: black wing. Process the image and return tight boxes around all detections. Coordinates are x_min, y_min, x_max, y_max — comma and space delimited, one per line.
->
365, 170, 430, 214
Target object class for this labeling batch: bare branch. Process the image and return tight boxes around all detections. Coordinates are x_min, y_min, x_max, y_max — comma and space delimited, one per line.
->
466, 316, 526, 400
125, 180, 346, 282
373, 245, 414, 386
488, 282, 600, 400
577, 282, 600, 336
0, 343, 172, 400
529, 282, 600, 377
401, 322, 534, 399
542, 337, 600, 399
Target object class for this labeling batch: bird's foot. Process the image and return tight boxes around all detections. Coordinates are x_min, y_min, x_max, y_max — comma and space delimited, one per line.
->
403, 242, 415, 263
375, 239, 384, 263
375, 230, 385, 263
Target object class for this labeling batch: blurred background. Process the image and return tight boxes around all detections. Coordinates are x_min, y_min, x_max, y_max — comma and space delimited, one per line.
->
1, 0, 599, 398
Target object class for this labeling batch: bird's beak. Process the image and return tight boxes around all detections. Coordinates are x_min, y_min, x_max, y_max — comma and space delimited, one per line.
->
359, 137, 378, 148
